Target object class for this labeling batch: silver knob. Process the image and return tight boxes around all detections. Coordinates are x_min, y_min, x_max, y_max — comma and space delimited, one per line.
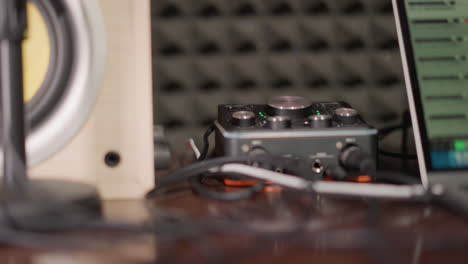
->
309, 114, 332, 128
267, 116, 292, 130
266, 96, 312, 118
232, 111, 256, 127
335, 108, 359, 125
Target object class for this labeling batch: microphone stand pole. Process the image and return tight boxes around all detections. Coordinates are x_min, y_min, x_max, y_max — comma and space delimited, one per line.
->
0, 0, 28, 196
0, 0, 101, 231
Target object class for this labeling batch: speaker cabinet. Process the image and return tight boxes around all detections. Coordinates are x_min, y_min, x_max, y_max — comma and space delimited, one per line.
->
12, 0, 155, 199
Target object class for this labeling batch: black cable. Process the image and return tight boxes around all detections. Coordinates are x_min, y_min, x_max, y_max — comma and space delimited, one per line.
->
190, 173, 265, 201
152, 153, 318, 201
378, 111, 417, 161
379, 124, 404, 140
401, 110, 411, 169
159, 144, 422, 201
155, 156, 251, 191
151, 154, 276, 198
191, 124, 255, 201
198, 123, 216, 161
378, 149, 417, 159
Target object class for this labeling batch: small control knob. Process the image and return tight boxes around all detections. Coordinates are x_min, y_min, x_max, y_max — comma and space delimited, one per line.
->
232, 111, 256, 127
335, 108, 359, 125
309, 114, 332, 128
267, 116, 292, 130
266, 96, 312, 118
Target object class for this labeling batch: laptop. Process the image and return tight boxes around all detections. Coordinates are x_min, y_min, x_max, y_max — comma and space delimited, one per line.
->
393, 0, 468, 195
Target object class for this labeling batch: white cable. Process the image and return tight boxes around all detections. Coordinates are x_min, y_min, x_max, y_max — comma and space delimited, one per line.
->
220, 164, 309, 190
312, 181, 425, 200
220, 164, 426, 200
187, 139, 201, 159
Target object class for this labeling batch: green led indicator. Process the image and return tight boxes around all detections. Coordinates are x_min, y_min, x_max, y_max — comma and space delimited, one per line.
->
316, 111, 321, 115
454, 140, 467, 151
259, 112, 268, 119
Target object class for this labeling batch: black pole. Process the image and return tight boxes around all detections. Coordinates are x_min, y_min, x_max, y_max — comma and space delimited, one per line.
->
0, 0, 28, 194
0, 0, 101, 231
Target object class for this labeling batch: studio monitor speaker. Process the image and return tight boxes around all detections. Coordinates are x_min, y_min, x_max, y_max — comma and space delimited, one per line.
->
5, 0, 155, 199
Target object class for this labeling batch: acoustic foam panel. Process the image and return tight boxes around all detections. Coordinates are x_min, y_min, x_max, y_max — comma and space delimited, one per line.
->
151, 0, 407, 153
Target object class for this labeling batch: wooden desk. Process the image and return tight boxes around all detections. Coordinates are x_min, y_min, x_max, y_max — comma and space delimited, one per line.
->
1, 164, 468, 263
1, 189, 468, 264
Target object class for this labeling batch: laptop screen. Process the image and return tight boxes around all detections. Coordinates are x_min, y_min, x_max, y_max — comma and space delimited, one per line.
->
397, 0, 468, 171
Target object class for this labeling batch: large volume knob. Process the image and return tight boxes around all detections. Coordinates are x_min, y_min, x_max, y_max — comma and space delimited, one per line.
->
335, 108, 359, 125
266, 96, 312, 118
309, 114, 332, 128
267, 116, 292, 129
232, 111, 256, 127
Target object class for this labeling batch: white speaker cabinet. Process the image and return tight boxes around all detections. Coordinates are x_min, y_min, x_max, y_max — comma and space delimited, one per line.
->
16, 0, 155, 199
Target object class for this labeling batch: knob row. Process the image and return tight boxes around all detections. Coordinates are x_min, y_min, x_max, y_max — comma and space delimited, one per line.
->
231, 108, 359, 129
265, 96, 359, 124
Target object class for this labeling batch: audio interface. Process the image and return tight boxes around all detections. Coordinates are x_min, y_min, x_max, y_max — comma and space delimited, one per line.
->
214, 96, 378, 176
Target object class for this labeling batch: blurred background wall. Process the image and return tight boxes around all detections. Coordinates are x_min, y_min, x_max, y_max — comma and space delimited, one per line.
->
150, 0, 408, 154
